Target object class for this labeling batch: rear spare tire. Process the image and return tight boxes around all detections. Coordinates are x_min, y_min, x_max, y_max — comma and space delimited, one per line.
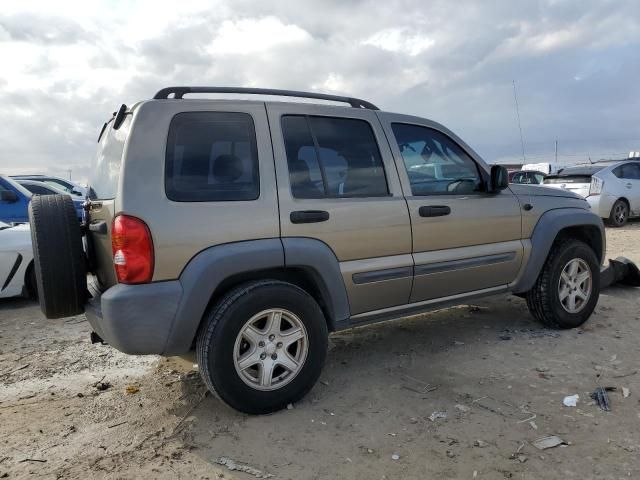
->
29, 194, 86, 318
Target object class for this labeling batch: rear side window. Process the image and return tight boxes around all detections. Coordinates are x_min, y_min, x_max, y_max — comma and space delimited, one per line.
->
165, 112, 259, 202
90, 115, 131, 199
24, 184, 52, 195
281, 115, 388, 198
613, 163, 640, 180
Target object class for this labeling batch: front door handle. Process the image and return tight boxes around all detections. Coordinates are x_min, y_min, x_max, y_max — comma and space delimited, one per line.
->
419, 205, 451, 217
290, 210, 330, 224
626, 183, 633, 189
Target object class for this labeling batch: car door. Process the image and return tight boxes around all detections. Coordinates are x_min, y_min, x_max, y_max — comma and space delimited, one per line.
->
267, 103, 413, 315
0, 178, 29, 224
621, 163, 640, 215
378, 113, 524, 302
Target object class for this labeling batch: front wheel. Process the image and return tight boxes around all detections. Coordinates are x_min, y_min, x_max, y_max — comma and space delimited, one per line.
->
196, 280, 328, 414
526, 239, 600, 329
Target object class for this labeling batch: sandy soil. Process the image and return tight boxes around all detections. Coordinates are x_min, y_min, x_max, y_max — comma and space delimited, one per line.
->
1, 221, 640, 479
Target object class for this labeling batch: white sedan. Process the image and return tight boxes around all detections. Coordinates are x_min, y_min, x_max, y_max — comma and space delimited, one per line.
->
0, 221, 35, 298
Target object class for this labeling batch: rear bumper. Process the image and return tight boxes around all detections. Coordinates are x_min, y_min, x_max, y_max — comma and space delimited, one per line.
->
587, 194, 615, 219
85, 281, 183, 355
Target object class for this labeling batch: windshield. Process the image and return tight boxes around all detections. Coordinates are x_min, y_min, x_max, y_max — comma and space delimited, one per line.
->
89, 114, 131, 199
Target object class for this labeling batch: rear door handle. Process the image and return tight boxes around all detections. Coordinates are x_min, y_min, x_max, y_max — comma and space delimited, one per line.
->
419, 205, 451, 217
290, 210, 330, 224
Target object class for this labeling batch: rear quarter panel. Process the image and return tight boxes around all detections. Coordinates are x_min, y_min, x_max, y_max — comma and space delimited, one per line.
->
118, 100, 279, 281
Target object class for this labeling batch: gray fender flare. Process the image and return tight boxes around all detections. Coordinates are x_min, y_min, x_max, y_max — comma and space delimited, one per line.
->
512, 208, 605, 294
163, 239, 284, 354
163, 237, 350, 355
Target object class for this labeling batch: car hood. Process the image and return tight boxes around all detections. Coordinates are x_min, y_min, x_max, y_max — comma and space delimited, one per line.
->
509, 184, 584, 200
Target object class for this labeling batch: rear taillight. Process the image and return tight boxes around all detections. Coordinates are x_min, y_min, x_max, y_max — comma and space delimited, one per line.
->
111, 215, 154, 284
588, 176, 604, 196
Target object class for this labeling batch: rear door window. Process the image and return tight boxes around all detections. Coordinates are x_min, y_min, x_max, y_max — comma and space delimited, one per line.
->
165, 112, 260, 202
281, 115, 388, 198
621, 163, 640, 180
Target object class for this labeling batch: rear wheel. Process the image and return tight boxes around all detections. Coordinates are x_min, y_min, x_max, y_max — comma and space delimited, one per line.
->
606, 199, 628, 227
29, 194, 86, 318
196, 280, 328, 414
526, 239, 599, 329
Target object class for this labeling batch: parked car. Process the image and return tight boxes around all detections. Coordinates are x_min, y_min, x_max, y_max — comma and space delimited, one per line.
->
18, 180, 84, 221
29, 86, 606, 414
509, 170, 546, 185
542, 160, 640, 227
0, 221, 35, 299
0, 174, 32, 224
11, 175, 87, 198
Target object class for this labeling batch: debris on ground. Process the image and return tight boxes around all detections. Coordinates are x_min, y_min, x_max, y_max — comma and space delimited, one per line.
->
125, 385, 140, 394
455, 404, 470, 413
532, 435, 568, 450
591, 387, 615, 411
563, 394, 579, 407
622, 387, 630, 398
428, 411, 447, 422
215, 457, 274, 478
499, 328, 560, 340
92, 375, 111, 391
391, 454, 400, 460
446, 450, 456, 458
474, 440, 488, 448
94, 381, 111, 391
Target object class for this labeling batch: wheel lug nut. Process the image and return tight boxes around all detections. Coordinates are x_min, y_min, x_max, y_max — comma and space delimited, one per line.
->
269, 335, 275, 341
277, 342, 283, 348
260, 353, 266, 360
258, 341, 265, 347
271, 353, 277, 360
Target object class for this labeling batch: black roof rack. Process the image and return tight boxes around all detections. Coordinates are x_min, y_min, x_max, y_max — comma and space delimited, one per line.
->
152, 86, 379, 110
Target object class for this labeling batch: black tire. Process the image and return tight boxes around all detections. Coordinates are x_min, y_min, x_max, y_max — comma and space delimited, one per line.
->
29, 195, 86, 319
196, 280, 328, 414
526, 239, 600, 329
606, 199, 629, 227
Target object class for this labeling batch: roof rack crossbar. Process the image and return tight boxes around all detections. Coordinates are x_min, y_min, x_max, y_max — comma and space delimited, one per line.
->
153, 86, 379, 110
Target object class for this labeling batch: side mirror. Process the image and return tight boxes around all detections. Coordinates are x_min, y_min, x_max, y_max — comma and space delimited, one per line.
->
1, 190, 19, 202
490, 165, 509, 192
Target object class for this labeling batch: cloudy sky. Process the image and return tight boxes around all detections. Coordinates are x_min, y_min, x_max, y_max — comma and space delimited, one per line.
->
1, 0, 639, 183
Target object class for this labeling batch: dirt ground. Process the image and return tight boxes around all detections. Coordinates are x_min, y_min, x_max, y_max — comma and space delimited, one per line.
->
2, 222, 640, 480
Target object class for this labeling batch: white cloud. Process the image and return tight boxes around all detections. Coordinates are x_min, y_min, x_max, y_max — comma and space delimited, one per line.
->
208, 16, 311, 55
362, 28, 435, 56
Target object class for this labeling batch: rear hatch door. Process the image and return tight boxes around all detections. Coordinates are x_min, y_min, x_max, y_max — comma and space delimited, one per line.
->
86, 111, 132, 290
542, 165, 605, 198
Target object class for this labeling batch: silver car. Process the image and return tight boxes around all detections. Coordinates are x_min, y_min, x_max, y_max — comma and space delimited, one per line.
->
543, 161, 640, 227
